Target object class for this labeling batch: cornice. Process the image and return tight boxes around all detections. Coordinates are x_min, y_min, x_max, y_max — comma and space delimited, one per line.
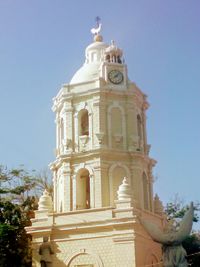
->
50, 148, 157, 172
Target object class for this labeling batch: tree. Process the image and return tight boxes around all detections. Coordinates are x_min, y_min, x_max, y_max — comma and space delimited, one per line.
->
165, 197, 200, 223
33, 168, 53, 199
165, 197, 200, 267
0, 165, 53, 267
0, 201, 32, 267
0, 165, 37, 204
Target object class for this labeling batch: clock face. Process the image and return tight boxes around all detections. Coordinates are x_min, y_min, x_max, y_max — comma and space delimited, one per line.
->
108, 70, 123, 84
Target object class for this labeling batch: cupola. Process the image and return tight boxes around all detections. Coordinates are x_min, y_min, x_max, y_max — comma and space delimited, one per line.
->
105, 40, 123, 64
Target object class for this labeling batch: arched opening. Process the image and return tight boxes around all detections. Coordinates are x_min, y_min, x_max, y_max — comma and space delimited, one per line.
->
79, 109, 89, 136
143, 172, 149, 210
117, 55, 122, 63
137, 114, 142, 149
76, 168, 90, 210
105, 54, 110, 62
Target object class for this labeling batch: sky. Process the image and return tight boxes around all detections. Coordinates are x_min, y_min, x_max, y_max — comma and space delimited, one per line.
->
0, 0, 200, 224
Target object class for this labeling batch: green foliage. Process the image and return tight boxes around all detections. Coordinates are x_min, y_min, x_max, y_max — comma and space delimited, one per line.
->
0, 165, 53, 267
165, 199, 200, 222
0, 165, 53, 203
0, 165, 37, 204
0, 201, 32, 267
184, 233, 200, 267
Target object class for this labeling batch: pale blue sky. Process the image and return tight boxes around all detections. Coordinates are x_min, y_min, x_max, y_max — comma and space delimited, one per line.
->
0, 0, 199, 222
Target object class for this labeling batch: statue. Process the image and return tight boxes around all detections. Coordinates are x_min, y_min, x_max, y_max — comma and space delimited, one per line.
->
140, 202, 194, 267
39, 236, 54, 267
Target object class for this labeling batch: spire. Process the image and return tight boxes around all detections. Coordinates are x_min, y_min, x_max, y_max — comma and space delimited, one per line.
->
90, 16, 103, 42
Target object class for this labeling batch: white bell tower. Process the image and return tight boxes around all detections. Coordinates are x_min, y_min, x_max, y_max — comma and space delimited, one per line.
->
50, 24, 156, 215
28, 23, 164, 267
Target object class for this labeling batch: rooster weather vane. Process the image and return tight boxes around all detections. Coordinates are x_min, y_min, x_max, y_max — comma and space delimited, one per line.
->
91, 16, 102, 36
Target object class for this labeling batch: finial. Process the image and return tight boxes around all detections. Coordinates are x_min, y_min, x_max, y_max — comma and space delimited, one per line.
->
117, 177, 132, 200
91, 16, 103, 42
38, 189, 53, 212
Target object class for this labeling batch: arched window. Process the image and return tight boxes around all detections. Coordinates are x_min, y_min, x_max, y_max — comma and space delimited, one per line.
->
76, 168, 90, 210
79, 109, 89, 136
143, 173, 149, 210
137, 114, 142, 148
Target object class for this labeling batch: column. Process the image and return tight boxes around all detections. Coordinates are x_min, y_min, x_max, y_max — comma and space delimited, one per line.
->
88, 111, 93, 149
89, 174, 95, 208
93, 166, 102, 208
52, 169, 57, 212
61, 163, 71, 212
93, 100, 100, 148
107, 109, 112, 148
55, 114, 60, 156
66, 106, 74, 152
74, 112, 79, 152
130, 163, 143, 209
122, 110, 127, 150
127, 103, 138, 151
101, 164, 109, 206
72, 174, 77, 210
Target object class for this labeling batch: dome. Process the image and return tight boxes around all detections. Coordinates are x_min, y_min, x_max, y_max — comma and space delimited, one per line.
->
70, 40, 108, 84
70, 63, 101, 84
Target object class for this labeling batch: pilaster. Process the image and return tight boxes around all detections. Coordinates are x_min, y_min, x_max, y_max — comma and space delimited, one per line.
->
93, 165, 102, 208
72, 174, 77, 210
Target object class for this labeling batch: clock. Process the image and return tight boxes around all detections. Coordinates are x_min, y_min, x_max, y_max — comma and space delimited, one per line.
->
108, 70, 123, 84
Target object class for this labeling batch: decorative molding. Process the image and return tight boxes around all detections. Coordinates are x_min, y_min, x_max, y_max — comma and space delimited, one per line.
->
95, 132, 105, 144
79, 135, 89, 148
64, 249, 104, 267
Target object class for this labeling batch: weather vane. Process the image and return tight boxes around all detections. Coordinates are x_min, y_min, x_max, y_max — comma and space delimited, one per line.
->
91, 16, 102, 36
95, 16, 101, 27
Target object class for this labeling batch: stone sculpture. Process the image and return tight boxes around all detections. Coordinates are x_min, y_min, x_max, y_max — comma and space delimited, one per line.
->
140, 202, 194, 267
39, 237, 54, 267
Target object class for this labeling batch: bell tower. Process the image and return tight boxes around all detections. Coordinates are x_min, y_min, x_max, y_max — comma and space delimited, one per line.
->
27, 24, 164, 267
50, 25, 155, 215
